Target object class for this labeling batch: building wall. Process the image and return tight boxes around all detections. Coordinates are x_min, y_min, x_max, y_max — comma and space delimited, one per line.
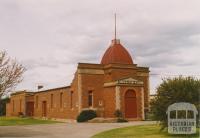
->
104, 67, 137, 83
70, 71, 80, 116
6, 103, 11, 116
81, 74, 104, 109
137, 71, 150, 111
103, 87, 116, 118
6, 92, 26, 116
34, 87, 78, 119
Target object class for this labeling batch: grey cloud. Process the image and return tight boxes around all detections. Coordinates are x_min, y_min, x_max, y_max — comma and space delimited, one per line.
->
121, 22, 200, 71
0, 0, 200, 93
22, 58, 59, 70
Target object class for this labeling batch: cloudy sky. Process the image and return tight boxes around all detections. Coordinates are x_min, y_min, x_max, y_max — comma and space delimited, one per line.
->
0, 0, 200, 94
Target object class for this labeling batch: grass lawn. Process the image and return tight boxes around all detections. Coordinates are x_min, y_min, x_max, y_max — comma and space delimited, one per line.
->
0, 117, 61, 126
92, 125, 200, 138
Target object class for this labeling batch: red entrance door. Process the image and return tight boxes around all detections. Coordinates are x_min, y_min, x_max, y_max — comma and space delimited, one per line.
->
125, 90, 137, 118
42, 101, 47, 117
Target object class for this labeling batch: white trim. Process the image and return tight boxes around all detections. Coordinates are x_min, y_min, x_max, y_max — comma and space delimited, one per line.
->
82, 107, 98, 111
115, 86, 121, 110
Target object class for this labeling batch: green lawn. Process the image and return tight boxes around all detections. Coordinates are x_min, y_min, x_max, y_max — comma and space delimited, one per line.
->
92, 125, 200, 138
0, 117, 61, 126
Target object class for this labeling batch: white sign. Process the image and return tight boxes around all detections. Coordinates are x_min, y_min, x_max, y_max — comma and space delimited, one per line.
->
166, 102, 198, 134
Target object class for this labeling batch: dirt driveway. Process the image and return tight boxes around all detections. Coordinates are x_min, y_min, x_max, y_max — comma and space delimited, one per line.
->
0, 121, 155, 138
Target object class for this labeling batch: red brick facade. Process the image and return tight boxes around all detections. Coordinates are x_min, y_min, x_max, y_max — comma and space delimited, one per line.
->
6, 91, 34, 116
6, 39, 150, 120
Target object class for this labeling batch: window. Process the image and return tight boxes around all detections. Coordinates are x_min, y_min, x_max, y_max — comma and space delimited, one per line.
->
36, 96, 38, 108
51, 94, 54, 108
170, 110, 176, 119
178, 110, 186, 119
88, 91, 93, 107
187, 110, 194, 119
12, 100, 14, 112
60, 93, 63, 108
70, 91, 73, 109
19, 99, 22, 112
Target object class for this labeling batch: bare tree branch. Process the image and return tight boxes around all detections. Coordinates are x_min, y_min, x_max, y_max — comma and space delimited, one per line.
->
0, 51, 26, 98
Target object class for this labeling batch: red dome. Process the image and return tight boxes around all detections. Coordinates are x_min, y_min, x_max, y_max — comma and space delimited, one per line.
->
101, 39, 133, 64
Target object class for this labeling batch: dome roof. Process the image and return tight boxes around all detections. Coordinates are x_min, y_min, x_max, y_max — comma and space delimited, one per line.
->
101, 39, 133, 64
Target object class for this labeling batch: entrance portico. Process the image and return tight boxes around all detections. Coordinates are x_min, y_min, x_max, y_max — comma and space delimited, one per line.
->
104, 77, 145, 120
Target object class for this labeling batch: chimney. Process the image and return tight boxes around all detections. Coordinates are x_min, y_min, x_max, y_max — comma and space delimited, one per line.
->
37, 85, 44, 91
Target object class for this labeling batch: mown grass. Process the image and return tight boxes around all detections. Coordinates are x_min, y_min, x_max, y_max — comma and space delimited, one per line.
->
92, 125, 200, 138
0, 117, 61, 126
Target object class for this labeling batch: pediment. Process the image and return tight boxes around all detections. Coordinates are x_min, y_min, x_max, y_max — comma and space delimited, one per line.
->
117, 77, 143, 85
104, 77, 144, 87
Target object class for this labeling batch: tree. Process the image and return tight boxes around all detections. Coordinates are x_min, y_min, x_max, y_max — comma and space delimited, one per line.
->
150, 76, 200, 130
0, 97, 10, 116
0, 51, 26, 98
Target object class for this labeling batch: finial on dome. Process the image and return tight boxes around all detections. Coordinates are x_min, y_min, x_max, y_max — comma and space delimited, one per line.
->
113, 13, 120, 44
100, 13, 133, 65
112, 39, 120, 45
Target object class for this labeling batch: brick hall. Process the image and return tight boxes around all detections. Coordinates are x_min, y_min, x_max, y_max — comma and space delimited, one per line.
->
6, 38, 150, 120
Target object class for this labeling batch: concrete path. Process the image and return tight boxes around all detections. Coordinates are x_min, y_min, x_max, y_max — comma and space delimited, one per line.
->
0, 121, 156, 138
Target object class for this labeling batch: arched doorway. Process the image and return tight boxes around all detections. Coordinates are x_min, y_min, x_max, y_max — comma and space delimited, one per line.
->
124, 90, 137, 118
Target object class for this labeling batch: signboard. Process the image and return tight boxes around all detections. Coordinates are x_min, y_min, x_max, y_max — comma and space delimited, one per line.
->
166, 102, 198, 134
117, 78, 143, 85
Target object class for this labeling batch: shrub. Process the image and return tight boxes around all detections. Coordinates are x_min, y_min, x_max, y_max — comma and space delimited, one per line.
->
145, 111, 154, 121
117, 118, 128, 122
114, 109, 128, 123
18, 112, 25, 117
77, 110, 97, 122
114, 109, 123, 118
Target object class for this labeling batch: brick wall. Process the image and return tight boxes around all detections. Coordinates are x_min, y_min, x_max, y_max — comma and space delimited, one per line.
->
34, 87, 78, 119
81, 74, 104, 109
6, 92, 27, 116
103, 87, 116, 118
